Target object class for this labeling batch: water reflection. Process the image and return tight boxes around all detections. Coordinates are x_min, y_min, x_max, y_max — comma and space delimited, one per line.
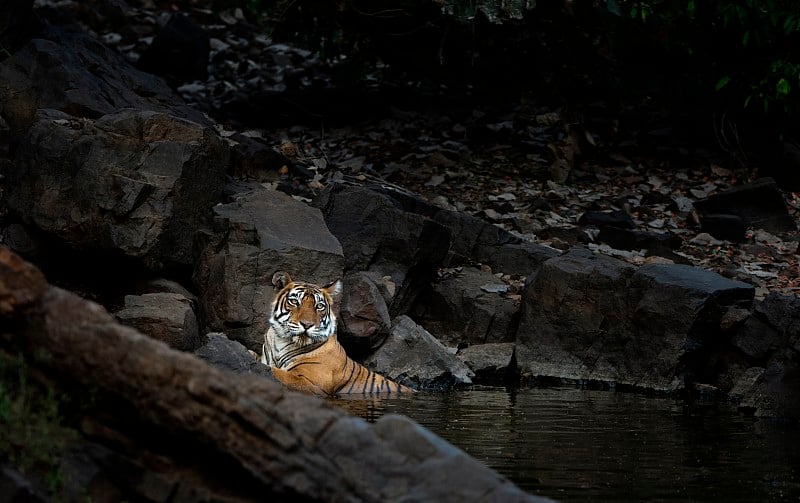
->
331, 385, 800, 502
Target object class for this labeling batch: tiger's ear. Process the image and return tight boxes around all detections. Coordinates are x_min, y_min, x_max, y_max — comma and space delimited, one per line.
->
271, 271, 292, 290
323, 279, 343, 305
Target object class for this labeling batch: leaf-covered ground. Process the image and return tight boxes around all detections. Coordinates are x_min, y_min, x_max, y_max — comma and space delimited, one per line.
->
47, 0, 800, 299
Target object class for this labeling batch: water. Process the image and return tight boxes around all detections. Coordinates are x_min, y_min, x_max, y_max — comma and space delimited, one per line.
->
333, 385, 800, 502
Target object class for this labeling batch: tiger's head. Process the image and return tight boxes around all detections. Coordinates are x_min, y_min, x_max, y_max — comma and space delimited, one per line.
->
268, 271, 342, 346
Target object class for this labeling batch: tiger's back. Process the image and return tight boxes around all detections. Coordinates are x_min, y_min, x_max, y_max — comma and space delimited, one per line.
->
262, 271, 414, 397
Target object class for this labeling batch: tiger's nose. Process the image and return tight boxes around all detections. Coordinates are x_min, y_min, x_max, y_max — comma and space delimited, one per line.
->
300, 321, 314, 330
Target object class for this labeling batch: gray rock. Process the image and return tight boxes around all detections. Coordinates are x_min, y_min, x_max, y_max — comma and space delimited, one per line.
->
431, 209, 560, 276
730, 316, 784, 361
338, 272, 392, 358
7, 109, 228, 269
457, 342, 517, 381
516, 247, 754, 392
114, 292, 200, 351
364, 315, 474, 390
693, 177, 797, 235
194, 332, 276, 380
755, 292, 800, 343
313, 185, 450, 316
0, 26, 206, 138
194, 183, 343, 351
735, 353, 800, 419
414, 267, 519, 347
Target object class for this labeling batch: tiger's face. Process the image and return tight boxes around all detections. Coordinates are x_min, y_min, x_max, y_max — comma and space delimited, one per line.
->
268, 271, 342, 346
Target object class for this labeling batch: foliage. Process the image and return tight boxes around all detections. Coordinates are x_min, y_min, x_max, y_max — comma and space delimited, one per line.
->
435, 0, 536, 23
606, 0, 800, 120
0, 353, 75, 498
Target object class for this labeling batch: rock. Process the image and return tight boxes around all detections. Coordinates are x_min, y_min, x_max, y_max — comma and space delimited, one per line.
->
596, 226, 683, 257
730, 316, 784, 361
312, 184, 450, 316
137, 13, 210, 86
364, 315, 474, 390
7, 109, 228, 269
194, 183, 343, 350
228, 133, 292, 182
516, 247, 754, 392
413, 267, 519, 347
0, 25, 207, 138
114, 293, 200, 351
194, 332, 276, 380
457, 343, 517, 382
735, 353, 800, 419
577, 209, 636, 229
693, 177, 796, 234
699, 213, 747, 242
338, 272, 392, 359
0, 249, 545, 503
431, 209, 560, 276
755, 292, 800, 342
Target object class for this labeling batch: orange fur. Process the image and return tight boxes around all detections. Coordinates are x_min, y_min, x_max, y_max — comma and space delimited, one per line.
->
262, 272, 414, 397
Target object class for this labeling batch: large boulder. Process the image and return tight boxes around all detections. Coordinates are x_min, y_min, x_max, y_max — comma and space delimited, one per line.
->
364, 315, 475, 390
516, 247, 755, 392
7, 108, 228, 269
0, 26, 206, 137
413, 267, 520, 347
194, 332, 276, 380
431, 209, 560, 276
338, 271, 392, 359
0, 246, 548, 503
114, 292, 200, 351
194, 183, 344, 350
312, 184, 450, 316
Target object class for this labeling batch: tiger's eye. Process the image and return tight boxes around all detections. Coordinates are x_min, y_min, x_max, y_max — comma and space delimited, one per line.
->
315, 303, 326, 311
288, 297, 300, 306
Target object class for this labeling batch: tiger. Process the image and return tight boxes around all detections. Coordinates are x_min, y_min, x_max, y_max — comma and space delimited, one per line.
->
261, 271, 415, 397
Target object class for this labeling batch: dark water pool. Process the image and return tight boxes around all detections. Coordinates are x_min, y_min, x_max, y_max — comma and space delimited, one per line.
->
333, 386, 800, 502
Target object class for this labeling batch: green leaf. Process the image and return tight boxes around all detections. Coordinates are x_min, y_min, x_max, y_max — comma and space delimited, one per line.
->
777, 78, 791, 95
715, 76, 731, 91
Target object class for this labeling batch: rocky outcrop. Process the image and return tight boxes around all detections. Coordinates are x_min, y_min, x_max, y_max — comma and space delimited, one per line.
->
430, 209, 560, 276
8, 108, 228, 269
313, 184, 451, 316
194, 332, 277, 379
0, 24, 206, 136
457, 342, 518, 381
114, 292, 200, 351
0, 246, 549, 503
516, 247, 755, 392
365, 315, 475, 390
413, 267, 520, 347
194, 183, 344, 350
